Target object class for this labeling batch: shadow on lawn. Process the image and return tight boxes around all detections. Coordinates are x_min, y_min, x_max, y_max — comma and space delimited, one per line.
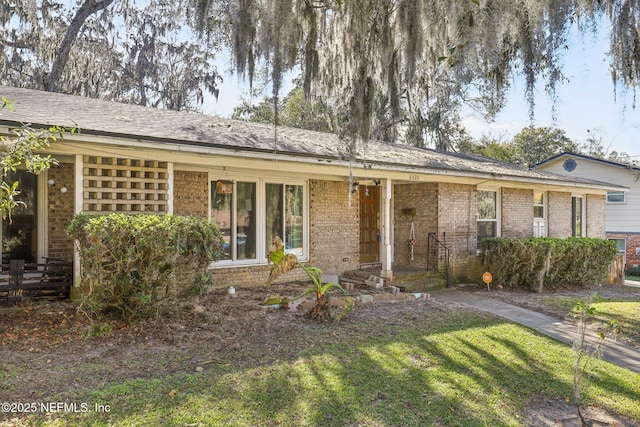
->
10, 304, 640, 426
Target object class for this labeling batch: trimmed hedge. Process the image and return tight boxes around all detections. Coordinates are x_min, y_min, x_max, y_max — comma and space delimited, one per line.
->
68, 213, 223, 319
480, 237, 617, 292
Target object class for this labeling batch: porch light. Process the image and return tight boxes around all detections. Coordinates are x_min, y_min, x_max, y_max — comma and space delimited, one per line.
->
216, 180, 233, 194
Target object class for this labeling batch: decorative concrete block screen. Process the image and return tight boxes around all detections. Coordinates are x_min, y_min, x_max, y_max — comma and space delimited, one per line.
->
83, 156, 169, 213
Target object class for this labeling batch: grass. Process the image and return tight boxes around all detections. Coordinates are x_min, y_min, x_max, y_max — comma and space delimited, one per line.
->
541, 295, 640, 347
542, 295, 583, 314
15, 309, 640, 427
591, 301, 640, 342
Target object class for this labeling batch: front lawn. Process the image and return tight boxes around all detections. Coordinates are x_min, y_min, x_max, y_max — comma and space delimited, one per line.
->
540, 295, 640, 349
11, 307, 639, 427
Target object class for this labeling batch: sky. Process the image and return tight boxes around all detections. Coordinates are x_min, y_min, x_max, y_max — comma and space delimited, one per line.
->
203, 28, 640, 159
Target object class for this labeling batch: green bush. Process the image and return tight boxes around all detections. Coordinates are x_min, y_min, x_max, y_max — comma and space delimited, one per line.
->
68, 213, 223, 319
480, 237, 617, 292
625, 266, 640, 279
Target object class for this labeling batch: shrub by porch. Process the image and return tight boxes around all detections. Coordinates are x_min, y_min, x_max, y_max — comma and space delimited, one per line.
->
68, 213, 223, 319
480, 237, 618, 292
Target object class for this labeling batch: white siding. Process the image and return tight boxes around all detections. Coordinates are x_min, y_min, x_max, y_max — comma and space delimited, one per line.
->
538, 157, 640, 233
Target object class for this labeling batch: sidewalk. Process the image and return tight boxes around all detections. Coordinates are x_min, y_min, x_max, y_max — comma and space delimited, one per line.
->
624, 279, 640, 288
432, 288, 640, 374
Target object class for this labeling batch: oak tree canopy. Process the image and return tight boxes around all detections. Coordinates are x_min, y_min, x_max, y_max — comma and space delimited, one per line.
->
194, 0, 639, 151
3, 1, 639, 151
1, 0, 225, 111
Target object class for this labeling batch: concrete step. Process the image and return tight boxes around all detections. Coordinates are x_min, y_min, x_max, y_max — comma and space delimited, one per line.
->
393, 269, 443, 284
395, 277, 447, 293
342, 269, 376, 281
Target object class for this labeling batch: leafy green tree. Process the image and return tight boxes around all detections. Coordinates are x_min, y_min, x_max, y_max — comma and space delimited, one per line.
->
511, 126, 579, 167
0, 98, 74, 219
232, 88, 335, 133
456, 135, 517, 163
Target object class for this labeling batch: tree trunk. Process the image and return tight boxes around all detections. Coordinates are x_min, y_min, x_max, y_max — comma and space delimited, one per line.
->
311, 294, 331, 322
44, 0, 115, 92
533, 247, 552, 293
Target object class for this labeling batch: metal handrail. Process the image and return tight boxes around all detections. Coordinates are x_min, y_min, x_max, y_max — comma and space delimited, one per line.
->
427, 232, 451, 287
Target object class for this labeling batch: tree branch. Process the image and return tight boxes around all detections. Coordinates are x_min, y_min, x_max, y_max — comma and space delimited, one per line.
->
44, 0, 115, 92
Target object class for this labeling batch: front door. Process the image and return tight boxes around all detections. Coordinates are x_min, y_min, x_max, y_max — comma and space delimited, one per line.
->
2, 170, 38, 263
359, 185, 380, 263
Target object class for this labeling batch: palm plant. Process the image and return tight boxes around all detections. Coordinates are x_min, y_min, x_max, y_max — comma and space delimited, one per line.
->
266, 237, 353, 322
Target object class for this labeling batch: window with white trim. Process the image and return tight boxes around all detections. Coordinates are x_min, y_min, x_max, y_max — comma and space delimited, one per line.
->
211, 181, 257, 261
608, 238, 626, 265
533, 192, 547, 237
266, 183, 304, 257
572, 196, 584, 237
477, 190, 499, 249
210, 178, 306, 263
606, 191, 626, 204
534, 192, 545, 219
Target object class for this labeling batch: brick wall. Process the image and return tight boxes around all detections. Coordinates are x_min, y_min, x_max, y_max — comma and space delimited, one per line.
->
548, 191, 572, 238
393, 182, 438, 268
210, 264, 308, 288
173, 170, 209, 218
47, 163, 75, 261
501, 188, 533, 238
309, 180, 359, 274
437, 183, 481, 282
586, 194, 606, 239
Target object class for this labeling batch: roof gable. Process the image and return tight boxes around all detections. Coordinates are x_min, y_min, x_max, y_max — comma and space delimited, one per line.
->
536, 152, 640, 173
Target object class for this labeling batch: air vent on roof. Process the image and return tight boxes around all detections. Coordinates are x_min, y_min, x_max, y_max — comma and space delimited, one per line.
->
115, 116, 132, 122
208, 121, 232, 128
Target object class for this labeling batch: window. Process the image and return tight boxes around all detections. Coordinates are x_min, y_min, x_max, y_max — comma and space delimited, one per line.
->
606, 191, 626, 204
572, 196, 584, 237
211, 181, 256, 261
534, 192, 545, 219
608, 238, 626, 264
210, 178, 306, 264
477, 190, 498, 249
533, 192, 547, 237
266, 183, 304, 256
2, 170, 37, 262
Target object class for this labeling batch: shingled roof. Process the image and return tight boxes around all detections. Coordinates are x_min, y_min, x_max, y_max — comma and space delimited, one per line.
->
0, 86, 623, 190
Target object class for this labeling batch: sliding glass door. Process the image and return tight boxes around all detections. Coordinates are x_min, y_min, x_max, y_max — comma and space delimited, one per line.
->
2, 171, 38, 263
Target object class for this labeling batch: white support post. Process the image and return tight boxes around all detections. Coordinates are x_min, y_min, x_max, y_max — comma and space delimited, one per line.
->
73, 154, 83, 289
167, 162, 174, 214
380, 178, 393, 283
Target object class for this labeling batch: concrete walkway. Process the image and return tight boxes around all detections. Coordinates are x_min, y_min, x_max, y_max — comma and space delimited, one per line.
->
624, 279, 640, 288
432, 288, 640, 374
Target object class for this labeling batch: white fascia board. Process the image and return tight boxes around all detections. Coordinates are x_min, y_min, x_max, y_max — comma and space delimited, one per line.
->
51, 132, 627, 193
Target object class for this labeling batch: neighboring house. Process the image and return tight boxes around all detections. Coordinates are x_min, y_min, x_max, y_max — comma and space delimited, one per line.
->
536, 152, 639, 269
0, 86, 625, 293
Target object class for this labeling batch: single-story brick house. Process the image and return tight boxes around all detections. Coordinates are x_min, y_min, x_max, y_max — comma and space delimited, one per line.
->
0, 86, 625, 292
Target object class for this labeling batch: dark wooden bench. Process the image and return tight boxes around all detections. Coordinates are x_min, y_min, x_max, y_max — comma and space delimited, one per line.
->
0, 260, 72, 303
